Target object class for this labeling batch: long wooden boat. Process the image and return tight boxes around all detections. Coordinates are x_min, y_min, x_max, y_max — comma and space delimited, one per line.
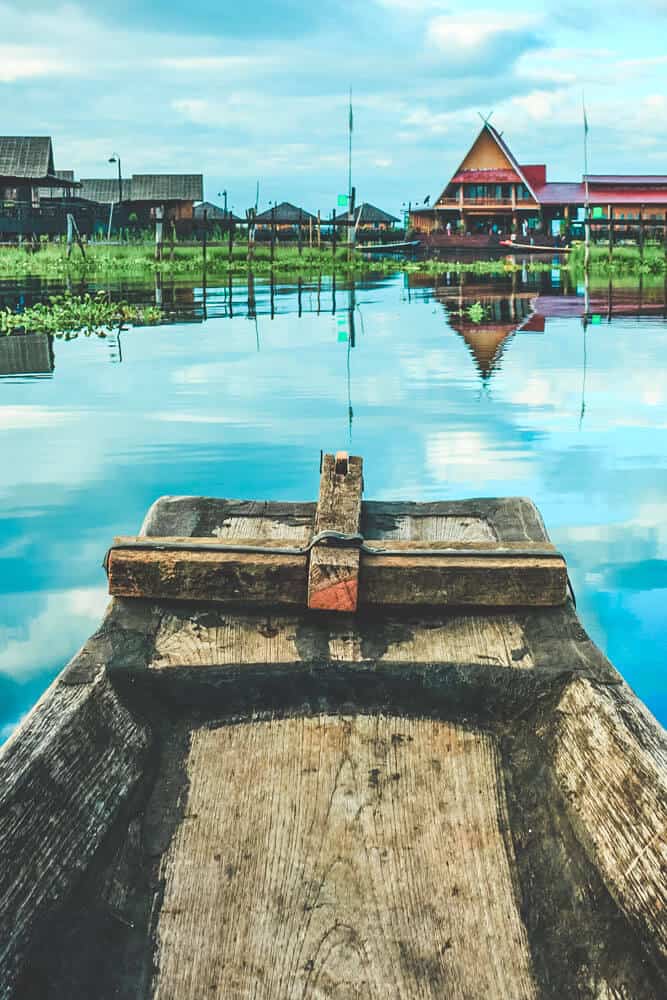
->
500, 239, 571, 254
1, 453, 665, 999
360, 240, 421, 253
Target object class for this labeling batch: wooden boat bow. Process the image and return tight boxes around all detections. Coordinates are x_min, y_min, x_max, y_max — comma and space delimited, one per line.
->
0, 453, 665, 999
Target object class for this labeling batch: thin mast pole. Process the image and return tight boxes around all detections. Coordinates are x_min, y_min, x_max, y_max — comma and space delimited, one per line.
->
348, 87, 353, 202
583, 95, 591, 280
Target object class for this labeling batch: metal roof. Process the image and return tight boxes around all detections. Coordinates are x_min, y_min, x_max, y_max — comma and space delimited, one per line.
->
0, 136, 58, 182
254, 201, 316, 223
79, 175, 203, 204
585, 175, 667, 185
131, 174, 203, 202
193, 201, 242, 222
587, 189, 667, 206
79, 178, 121, 204
334, 202, 400, 224
534, 183, 586, 205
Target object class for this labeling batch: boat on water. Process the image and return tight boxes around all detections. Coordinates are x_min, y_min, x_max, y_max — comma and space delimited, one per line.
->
360, 240, 421, 254
1, 453, 665, 999
500, 239, 571, 254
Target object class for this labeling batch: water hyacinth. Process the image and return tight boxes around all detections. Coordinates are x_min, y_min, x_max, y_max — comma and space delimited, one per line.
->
0, 291, 163, 336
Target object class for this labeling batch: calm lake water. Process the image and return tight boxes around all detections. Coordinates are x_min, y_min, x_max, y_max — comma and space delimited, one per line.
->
1, 268, 666, 737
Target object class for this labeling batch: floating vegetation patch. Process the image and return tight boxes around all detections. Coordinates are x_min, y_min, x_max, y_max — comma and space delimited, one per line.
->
568, 242, 667, 274
466, 301, 488, 323
0, 292, 163, 336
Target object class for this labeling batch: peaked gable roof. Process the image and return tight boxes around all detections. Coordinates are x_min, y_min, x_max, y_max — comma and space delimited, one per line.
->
0, 137, 56, 181
193, 201, 242, 222
438, 123, 539, 203
131, 174, 203, 202
79, 174, 203, 204
254, 201, 316, 223
334, 202, 400, 224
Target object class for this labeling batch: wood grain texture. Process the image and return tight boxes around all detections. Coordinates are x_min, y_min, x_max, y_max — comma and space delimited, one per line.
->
107, 536, 565, 609
0, 670, 149, 999
308, 453, 363, 612
152, 715, 537, 1000
360, 551, 567, 608
107, 542, 308, 605
151, 610, 533, 669
552, 678, 667, 970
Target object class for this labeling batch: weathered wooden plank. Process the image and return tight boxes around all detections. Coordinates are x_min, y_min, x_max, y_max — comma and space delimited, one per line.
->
360, 549, 567, 608
308, 452, 363, 612
107, 543, 308, 605
552, 678, 667, 971
152, 716, 537, 999
107, 536, 565, 608
0, 669, 149, 1000
150, 609, 533, 669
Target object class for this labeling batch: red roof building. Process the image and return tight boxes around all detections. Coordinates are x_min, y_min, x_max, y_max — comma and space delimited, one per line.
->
410, 123, 667, 237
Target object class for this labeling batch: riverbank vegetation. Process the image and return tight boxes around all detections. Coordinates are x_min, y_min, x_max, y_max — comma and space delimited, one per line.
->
0, 240, 560, 281
0, 291, 162, 336
0, 241, 396, 280
568, 242, 667, 274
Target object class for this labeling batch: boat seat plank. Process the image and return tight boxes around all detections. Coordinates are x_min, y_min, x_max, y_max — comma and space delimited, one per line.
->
152, 715, 537, 1000
151, 610, 534, 670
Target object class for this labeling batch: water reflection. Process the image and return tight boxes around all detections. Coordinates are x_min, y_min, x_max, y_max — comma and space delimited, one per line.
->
1, 270, 666, 738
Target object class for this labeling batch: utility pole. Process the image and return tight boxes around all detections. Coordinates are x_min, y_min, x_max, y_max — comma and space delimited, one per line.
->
108, 154, 123, 204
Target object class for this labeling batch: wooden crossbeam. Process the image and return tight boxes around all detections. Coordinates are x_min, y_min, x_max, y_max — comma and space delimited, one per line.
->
106, 536, 567, 608
307, 452, 364, 612
106, 537, 308, 606
105, 452, 568, 609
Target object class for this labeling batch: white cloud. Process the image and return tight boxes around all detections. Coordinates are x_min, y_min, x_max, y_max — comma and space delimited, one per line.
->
0, 44, 74, 82
426, 430, 532, 483
0, 406, 75, 432
0, 587, 108, 682
427, 13, 537, 52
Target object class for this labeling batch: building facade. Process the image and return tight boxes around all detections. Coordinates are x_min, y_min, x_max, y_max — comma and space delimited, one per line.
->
410, 122, 667, 241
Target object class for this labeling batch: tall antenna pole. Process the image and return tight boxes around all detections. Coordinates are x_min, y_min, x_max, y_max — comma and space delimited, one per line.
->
348, 87, 353, 202
583, 94, 591, 279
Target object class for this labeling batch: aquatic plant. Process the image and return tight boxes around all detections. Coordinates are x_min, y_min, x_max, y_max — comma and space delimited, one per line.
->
567, 241, 667, 274
0, 291, 163, 336
466, 301, 487, 323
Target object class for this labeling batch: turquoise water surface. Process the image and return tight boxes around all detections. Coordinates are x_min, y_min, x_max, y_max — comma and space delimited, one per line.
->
1, 270, 666, 736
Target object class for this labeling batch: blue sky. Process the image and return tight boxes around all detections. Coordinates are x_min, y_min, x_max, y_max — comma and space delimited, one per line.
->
2, 0, 667, 214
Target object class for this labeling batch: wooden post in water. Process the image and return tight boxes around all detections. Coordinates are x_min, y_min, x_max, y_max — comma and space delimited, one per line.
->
608, 204, 613, 267
228, 216, 234, 263
639, 204, 645, 265
270, 205, 276, 266
332, 209, 337, 263
66, 213, 85, 259
155, 206, 164, 262
201, 209, 208, 321
246, 209, 255, 265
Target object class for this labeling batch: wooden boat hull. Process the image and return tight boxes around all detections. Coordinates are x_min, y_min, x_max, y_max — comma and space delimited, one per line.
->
500, 240, 571, 254
1, 494, 665, 998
